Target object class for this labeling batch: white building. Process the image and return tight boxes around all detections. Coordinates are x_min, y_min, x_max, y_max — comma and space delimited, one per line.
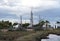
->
55, 23, 60, 28
13, 24, 20, 30
43, 23, 53, 30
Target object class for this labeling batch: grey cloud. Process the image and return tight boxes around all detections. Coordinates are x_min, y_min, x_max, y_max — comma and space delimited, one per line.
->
0, 0, 4, 3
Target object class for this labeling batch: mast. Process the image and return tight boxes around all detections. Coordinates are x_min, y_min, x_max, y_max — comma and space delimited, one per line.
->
20, 16, 22, 27
38, 15, 40, 27
30, 9, 33, 28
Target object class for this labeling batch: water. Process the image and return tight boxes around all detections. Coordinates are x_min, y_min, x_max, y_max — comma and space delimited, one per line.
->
41, 34, 60, 41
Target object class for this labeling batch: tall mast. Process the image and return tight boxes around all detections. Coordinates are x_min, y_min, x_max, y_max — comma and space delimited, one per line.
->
20, 16, 22, 27
39, 15, 40, 22
30, 9, 33, 27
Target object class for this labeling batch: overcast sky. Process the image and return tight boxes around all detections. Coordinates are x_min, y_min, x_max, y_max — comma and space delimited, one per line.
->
0, 0, 60, 26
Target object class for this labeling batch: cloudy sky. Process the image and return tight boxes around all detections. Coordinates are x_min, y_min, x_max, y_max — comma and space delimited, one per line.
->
0, 0, 60, 26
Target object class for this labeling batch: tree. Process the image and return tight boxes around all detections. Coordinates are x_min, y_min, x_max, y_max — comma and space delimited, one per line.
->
45, 20, 50, 29
39, 20, 45, 27
13, 23, 18, 26
22, 23, 30, 28
34, 20, 45, 31
0, 20, 12, 29
57, 21, 60, 24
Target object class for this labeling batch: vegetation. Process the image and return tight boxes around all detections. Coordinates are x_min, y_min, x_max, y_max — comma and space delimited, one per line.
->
13, 23, 18, 26
22, 23, 30, 28
13, 29, 60, 41
45, 20, 50, 29
57, 21, 60, 24
0, 20, 60, 41
0, 31, 36, 41
34, 20, 45, 31
0, 20, 12, 29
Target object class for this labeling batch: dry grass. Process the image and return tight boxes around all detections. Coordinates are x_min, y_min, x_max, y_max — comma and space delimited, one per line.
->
14, 29, 60, 41
0, 31, 35, 41
0, 29, 60, 41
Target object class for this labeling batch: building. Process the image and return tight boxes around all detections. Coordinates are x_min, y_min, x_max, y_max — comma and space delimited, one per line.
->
55, 23, 60, 29
43, 23, 53, 30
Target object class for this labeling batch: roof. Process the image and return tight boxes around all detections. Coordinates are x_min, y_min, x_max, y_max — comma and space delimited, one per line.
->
13, 25, 19, 28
